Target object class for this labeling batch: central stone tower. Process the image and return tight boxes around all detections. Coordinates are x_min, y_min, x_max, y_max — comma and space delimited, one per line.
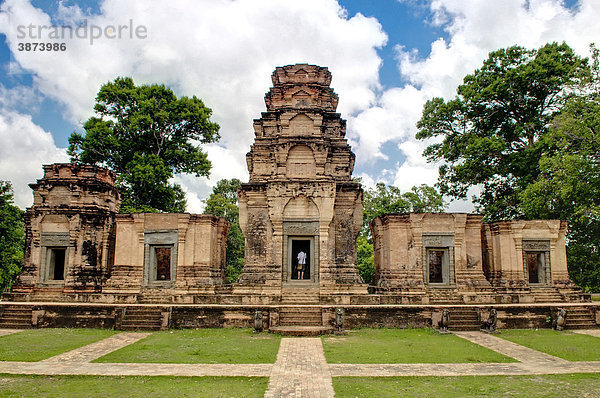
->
237, 64, 366, 303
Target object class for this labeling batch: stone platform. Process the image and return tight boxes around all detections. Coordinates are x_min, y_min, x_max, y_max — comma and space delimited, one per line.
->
1, 301, 598, 331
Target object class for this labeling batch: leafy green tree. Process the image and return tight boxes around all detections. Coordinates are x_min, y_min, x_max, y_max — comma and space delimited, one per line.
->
520, 46, 600, 291
358, 183, 445, 283
68, 77, 220, 213
0, 181, 25, 292
417, 42, 588, 219
417, 42, 600, 291
203, 179, 244, 283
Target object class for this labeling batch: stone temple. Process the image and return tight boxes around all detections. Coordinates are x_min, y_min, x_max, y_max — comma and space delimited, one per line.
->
1, 64, 598, 333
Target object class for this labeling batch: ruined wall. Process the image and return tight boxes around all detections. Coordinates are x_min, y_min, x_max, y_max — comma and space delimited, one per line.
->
10, 163, 120, 299
482, 220, 572, 289
104, 213, 229, 297
370, 213, 491, 293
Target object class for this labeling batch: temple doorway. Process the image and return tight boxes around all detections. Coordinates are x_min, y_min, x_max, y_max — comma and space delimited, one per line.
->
291, 239, 311, 280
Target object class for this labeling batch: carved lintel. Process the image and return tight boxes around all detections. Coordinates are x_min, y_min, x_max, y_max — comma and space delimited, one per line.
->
283, 221, 319, 235
523, 240, 550, 251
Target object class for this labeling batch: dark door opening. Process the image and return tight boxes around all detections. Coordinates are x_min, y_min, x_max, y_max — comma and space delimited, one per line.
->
291, 239, 310, 280
526, 252, 542, 284
49, 248, 66, 280
428, 249, 444, 284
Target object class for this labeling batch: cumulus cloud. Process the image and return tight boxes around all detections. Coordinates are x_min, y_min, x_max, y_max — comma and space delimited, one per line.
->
0, 110, 68, 207
0, 0, 386, 210
350, 0, 600, 211
2, 0, 600, 214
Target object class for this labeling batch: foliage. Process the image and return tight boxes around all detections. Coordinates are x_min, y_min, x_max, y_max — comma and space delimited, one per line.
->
356, 235, 374, 284
417, 42, 588, 219
417, 42, 600, 291
363, 183, 445, 233
519, 46, 600, 291
0, 181, 24, 292
357, 183, 444, 283
68, 77, 220, 213
203, 179, 244, 283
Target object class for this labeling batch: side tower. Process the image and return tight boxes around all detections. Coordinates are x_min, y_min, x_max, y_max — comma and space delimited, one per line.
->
9, 163, 120, 301
237, 64, 366, 303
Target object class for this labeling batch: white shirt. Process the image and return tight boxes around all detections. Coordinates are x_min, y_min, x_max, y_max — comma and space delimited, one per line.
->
297, 251, 307, 265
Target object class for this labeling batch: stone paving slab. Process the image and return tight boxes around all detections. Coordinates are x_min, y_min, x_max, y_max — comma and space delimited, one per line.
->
573, 329, 600, 338
329, 362, 600, 377
0, 329, 22, 337
0, 362, 273, 377
264, 338, 335, 398
41, 332, 151, 363
453, 331, 568, 364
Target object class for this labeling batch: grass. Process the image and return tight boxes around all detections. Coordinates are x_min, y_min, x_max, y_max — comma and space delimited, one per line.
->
0, 329, 117, 362
592, 295, 600, 301
322, 328, 515, 363
94, 328, 281, 364
333, 374, 600, 397
0, 374, 267, 397
497, 329, 600, 361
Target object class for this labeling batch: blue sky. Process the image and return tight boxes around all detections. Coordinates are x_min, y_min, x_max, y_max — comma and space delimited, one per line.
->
0, 0, 595, 211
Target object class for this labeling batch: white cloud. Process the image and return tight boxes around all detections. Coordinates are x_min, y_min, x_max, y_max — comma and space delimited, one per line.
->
2, 0, 600, 213
0, 0, 387, 209
0, 110, 68, 208
351, 0, 600, 208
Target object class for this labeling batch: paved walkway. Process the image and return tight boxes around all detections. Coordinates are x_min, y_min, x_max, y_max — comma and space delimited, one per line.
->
574, 329, 600, 338
41, 332, 151, 363
0, 329, 22, 337
1, 329, 600, 397
264, 338, 334, 398
453, 331, 568, 364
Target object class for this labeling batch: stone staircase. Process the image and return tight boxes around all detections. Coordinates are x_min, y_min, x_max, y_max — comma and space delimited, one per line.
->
0, 305, 33, 329
280, 285, 320, 304
532, 287, 564, 303
565, 306, 597, 329
447, 308, 480, 331
279, 306, 322, 326
120, 306, 164, 330
271, 285, 331, 336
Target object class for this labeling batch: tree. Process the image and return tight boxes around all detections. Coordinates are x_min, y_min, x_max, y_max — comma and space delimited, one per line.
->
203, 179, 245, 283
520, 46, 600, 291
358, 183, 445, 283
68, 77, 220, 213
417, 42, 588, 219
0, 181, 24, 292
417, 42, 600, 291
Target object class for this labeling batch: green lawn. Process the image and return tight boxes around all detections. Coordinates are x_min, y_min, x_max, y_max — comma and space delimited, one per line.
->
0, 329, 117, 362
94, 328, 281, 364
0, 375, 267, 398
322, 328, 515, 363
497, 329, 600, 361
333, 374, 600, 397
592, 295, 600, 301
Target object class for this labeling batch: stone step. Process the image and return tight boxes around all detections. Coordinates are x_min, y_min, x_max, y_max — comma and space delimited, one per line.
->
123, 315, 162, 322
269, 326, 333, 336
0, 322, 31, 329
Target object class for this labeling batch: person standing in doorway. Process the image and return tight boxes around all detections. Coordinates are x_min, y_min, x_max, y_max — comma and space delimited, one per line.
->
297, 250, 307, 280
